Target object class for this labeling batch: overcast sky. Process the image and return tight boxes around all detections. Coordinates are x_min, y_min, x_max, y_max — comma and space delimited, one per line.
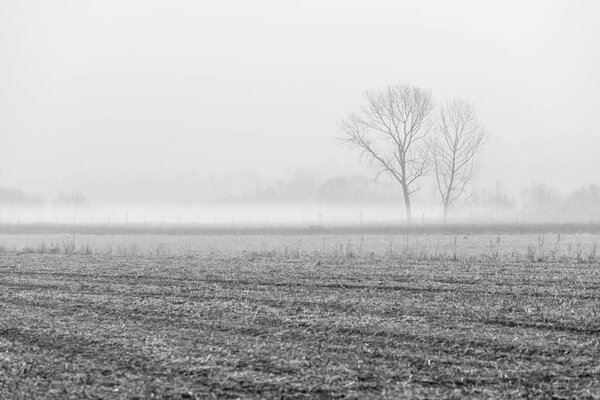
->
1, 0, 598, 193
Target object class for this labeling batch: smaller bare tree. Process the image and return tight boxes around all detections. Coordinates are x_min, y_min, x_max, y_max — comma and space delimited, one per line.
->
431, 99, 486, 221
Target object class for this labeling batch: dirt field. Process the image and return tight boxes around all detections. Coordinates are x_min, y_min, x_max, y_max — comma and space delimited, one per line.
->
1, 233, 600, 399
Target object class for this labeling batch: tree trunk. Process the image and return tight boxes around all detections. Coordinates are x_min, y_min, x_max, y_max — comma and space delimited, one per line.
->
402, 185, 412, 223
442, 203, 449, 222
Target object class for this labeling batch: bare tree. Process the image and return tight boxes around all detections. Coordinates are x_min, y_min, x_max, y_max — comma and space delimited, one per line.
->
340, 84, 434, 223
431, 99, 486, 221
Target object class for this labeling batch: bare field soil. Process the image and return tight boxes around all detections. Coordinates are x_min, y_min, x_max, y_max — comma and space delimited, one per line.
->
2, 249, 600, 399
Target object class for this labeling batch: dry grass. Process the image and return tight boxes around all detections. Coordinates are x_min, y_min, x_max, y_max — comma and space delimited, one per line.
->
0, 232, 599, 263
1, 244, 600, 399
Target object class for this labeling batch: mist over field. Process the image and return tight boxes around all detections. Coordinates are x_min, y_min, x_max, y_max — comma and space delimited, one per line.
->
1, 0, 599, 227
1, 174, 600, 226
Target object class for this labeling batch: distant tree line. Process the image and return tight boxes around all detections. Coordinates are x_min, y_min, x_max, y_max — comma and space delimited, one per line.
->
1, 180, 598, 222
0, 187, 44, 206
244, 173, 404, 204
0, 187, 88, 207
476, 183, 600, 221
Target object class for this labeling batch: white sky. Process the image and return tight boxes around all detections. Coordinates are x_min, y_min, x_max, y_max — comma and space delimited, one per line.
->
1, 0, 599, 192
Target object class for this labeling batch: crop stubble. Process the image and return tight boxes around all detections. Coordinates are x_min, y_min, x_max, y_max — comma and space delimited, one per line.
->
1, 246, 600, 399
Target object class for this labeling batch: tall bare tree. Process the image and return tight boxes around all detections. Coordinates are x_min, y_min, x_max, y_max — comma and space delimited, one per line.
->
340, 84, 434, 223
431, 99, 486, 221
